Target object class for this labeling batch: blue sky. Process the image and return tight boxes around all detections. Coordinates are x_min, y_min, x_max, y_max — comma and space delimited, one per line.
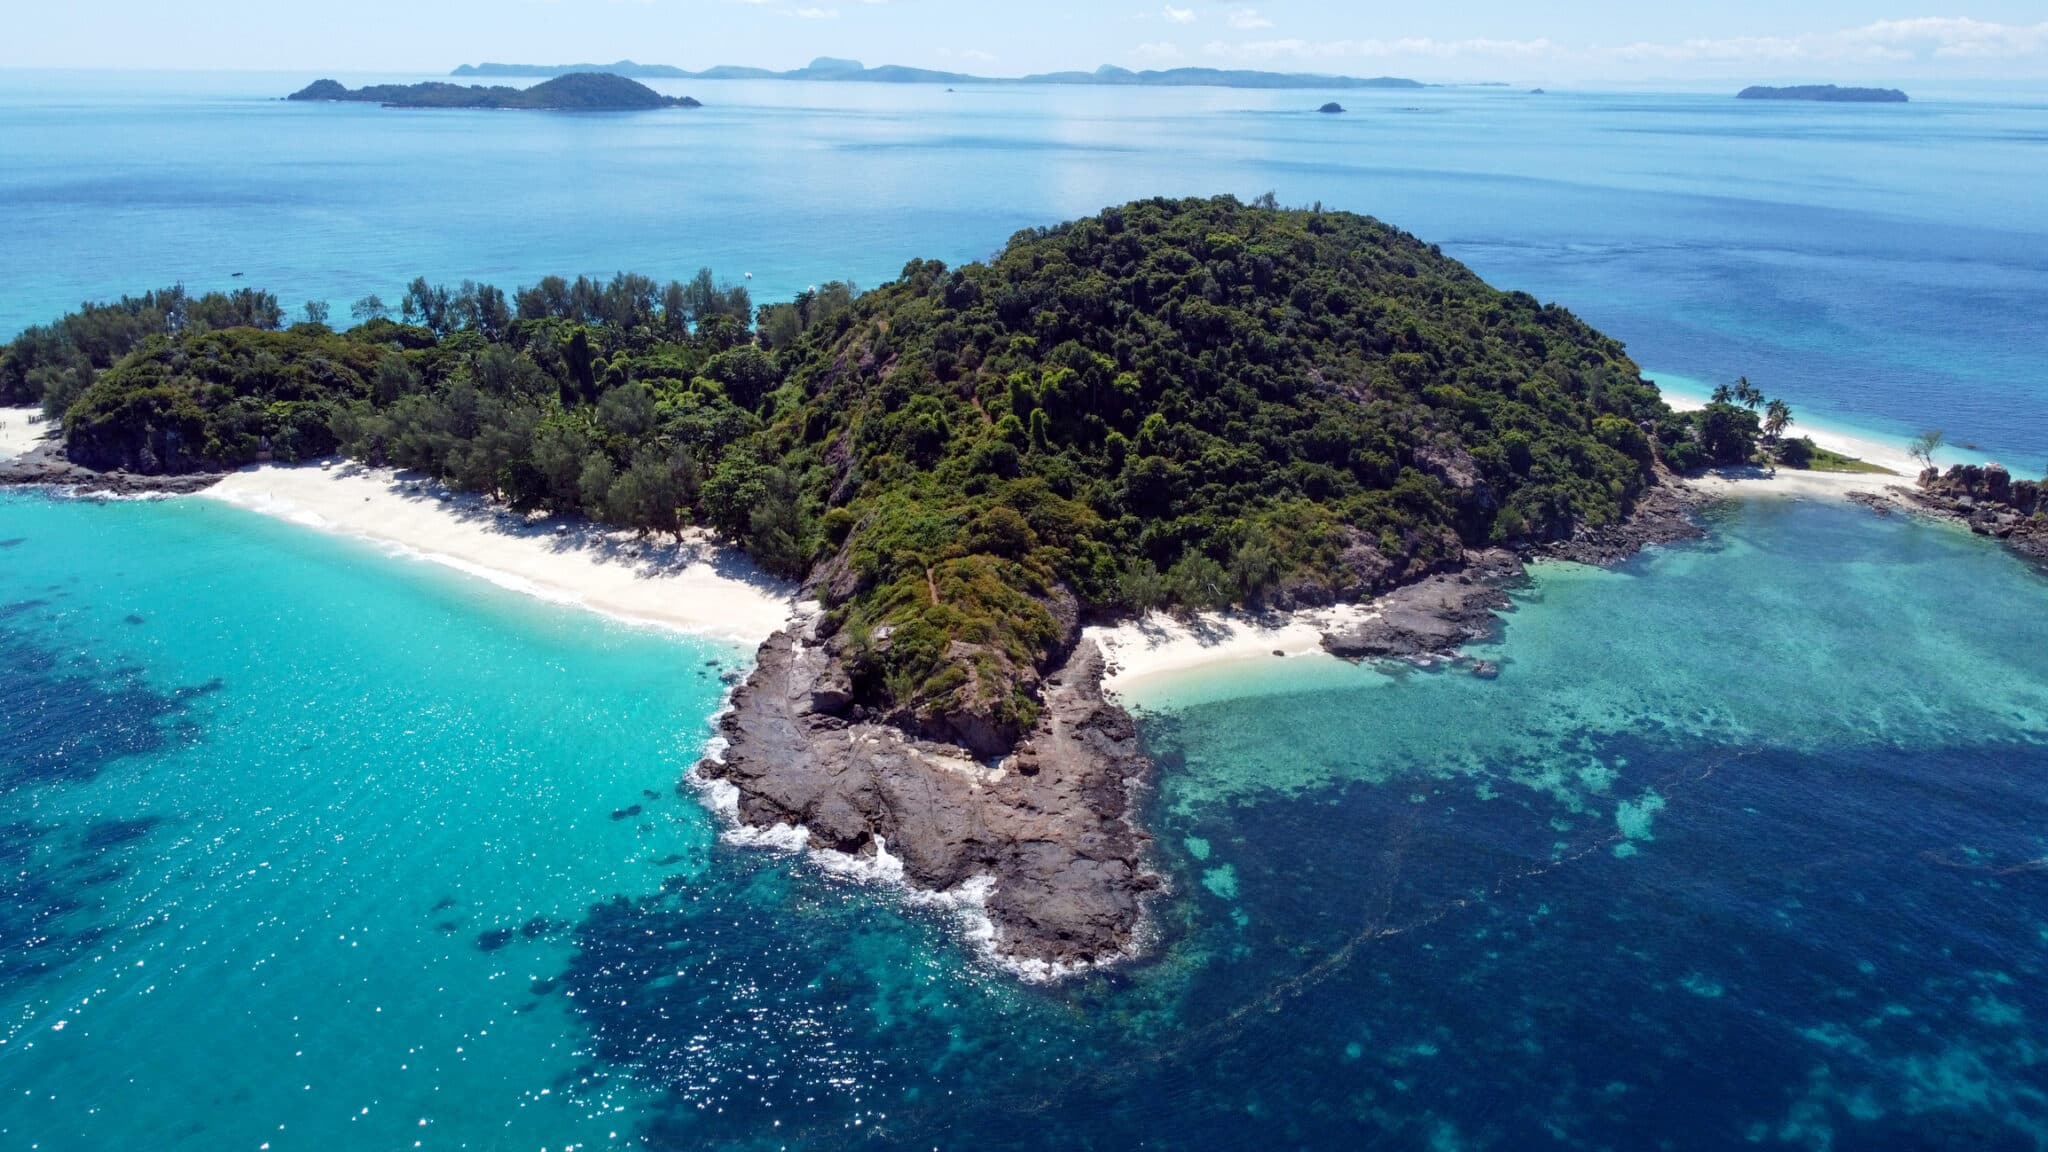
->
7, 1, 2047, 83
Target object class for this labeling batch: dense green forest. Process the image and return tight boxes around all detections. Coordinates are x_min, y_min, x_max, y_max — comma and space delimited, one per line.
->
287, 73, 701, 110
2, 196, 1768, 745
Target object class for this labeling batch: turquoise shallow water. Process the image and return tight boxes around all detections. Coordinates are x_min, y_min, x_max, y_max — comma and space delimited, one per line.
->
5, 489, 2048, 1149
0, 492, 748, 1148
5, 66, 2048, 1150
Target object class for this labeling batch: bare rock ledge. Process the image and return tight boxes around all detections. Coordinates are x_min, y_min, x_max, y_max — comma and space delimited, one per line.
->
699, 624, 1156, 970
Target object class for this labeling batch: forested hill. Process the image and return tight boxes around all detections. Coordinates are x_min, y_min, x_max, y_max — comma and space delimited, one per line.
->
287, 73, 700, 110
3, 196, 1731, 749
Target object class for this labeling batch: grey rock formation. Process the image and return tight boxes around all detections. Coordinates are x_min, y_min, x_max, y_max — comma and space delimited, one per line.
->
701, 625, 1156, 968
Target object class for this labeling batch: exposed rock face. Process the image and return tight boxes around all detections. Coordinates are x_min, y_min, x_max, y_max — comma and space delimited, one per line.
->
1866, 465, 2048, 566
1536, 475, 1706, 566
702, 624, 1155, 969
1320, 478, 1706, 663
1320, 548, 1524, 659
708, 477, 1709, 973
0, 444, 223, 496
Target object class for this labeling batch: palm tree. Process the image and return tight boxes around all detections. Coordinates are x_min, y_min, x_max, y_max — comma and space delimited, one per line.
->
1735, 376, 1764, 410
1710, 383, 1733, 405
1763, 398, 1792, 443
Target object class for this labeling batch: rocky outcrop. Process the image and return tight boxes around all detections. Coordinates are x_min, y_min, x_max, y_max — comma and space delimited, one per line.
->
1317, 479, 1707, 663
701, 623, 1155, 969
1535, 475, 1706, 566
1320, 548, 1524, 659
707, 476, 1709, 972
1866, 464, 2048, 566
0, 444, 223, 496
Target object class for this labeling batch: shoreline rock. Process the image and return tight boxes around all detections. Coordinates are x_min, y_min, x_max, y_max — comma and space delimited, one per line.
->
1854, 465, 2048, 567
709, 477, 1712, 972
701, 623, 1156, 970
0, 444, 224, 497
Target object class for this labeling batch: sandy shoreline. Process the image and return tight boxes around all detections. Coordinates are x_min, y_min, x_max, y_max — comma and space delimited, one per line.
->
1089, 604, 1371, 696
201, 461, 794, 646
1662, 392, 1921, 501
1094, 399, 1939, 694
0, 407, 53, 460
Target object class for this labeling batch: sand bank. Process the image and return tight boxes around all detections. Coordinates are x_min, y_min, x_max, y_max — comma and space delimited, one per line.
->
201, 461, 794, 645
0, 407, 53, 460
1088, 604, 1370, 696
1661, 393, 1922, 501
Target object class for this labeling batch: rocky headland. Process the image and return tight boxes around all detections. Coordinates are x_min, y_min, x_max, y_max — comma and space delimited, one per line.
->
701, 617, 1155, 972
0, 443, 222, 496
1853, 464, 2048, 566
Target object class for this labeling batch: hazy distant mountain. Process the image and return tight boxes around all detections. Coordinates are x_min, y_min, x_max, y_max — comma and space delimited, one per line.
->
451, 57, 1426, 90
452, 60, 693, 78
1019, 64, 1424, 89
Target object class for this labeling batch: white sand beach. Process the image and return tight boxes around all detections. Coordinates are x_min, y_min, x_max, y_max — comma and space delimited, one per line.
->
0, 407, 53, 460
1663, 393, 1919, 501
1090, 399, 1944, 692
202, 460, 795, 645
1089, 603, 1370, 696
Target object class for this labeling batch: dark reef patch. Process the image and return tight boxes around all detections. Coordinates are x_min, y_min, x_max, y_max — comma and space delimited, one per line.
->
0, 620, 205, 995
77, 815, 164, 851
2, 619, 206, 791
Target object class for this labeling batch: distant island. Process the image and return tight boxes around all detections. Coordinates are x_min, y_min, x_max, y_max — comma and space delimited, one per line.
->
1737, 85, 1908, 103
454, 57, 1427, 91
1318, 102, 1345, 114
288, 73, 700, 111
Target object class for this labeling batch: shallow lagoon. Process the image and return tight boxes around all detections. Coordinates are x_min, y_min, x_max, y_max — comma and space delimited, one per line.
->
4, 489, 2046, 1149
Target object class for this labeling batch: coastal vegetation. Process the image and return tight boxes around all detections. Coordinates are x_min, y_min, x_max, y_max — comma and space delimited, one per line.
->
6, 195, 1809, 738
1736, 85, 1909, 103
287, 73, 699, 110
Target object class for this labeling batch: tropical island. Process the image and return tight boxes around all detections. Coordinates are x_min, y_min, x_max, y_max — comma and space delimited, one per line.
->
287, 73, 700, 111
0, 196, 1870, 967
1737, 85, 1909, 103
454, 56, 1427, 91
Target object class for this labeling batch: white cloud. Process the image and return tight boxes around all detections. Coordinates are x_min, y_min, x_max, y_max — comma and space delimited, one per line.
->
1162, 6, 1196, 26
794, 5, 838, 17
1850, 17, 2048, 59
1132, 40, 1185, 61
1227, 9, 1271, 31
1201, 18, 2048, 69
1206, 36, 1558, 62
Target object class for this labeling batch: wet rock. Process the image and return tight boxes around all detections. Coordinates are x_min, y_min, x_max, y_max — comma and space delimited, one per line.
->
1470, 660, 1500, 679
1535, 477, 1706, 566
1321, 549, 1524, 660
702, 628, 1155, 969
1888, 465, 2048, 567
0, 444, 225, 496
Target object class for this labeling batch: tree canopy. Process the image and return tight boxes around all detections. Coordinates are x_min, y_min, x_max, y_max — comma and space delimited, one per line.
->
7, 196, 1745, 748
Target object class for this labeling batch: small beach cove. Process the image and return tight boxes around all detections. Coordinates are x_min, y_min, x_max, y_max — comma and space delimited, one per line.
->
201, 459, 794, 646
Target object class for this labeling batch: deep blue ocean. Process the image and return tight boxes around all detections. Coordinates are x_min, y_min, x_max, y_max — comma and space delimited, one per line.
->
1, 70, 2044, 469
3, 72, 2048, 1150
